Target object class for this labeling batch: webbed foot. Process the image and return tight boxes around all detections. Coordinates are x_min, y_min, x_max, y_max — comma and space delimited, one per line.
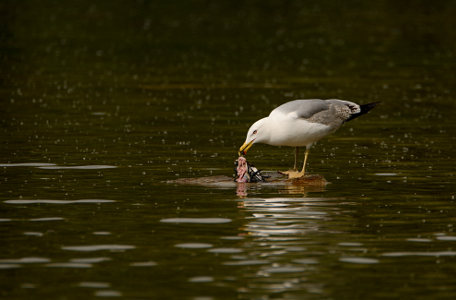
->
278, 170, 305, 179
278, 169, 297, 176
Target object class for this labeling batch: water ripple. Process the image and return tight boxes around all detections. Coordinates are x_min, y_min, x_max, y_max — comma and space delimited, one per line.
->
0, 162, 56, 167
406, 238, 432, 243
293, 258, 319, 264
339, 257, 379, 264
382, 251, 456, 257
29, 217, 64, 222
62, 245, 136, 252
175, 243, 213, 249
45, 263, 93, 268
223, 260, 270, 266
262, 265, 306, 273
93, 231, 112, 236
207, 248, 243, 254
38, 165, 117, 170
188, 276, 214, 283
70, 257, 111, 263
0, 264, 21, 269
24, 232, 44, 237
5, 199, 116, 204
130, 261, 157, 267
0, 257, 50, 264
160, 218, 232, 224
436, 236, 456, 241
338, 242, 363, 247
94, 290, 122, 297
374, 173, 398, 176
79, 282, 111, 288
1, 218, 64, 222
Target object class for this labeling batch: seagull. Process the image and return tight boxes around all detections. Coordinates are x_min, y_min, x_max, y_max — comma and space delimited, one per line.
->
238, 99, 379, 178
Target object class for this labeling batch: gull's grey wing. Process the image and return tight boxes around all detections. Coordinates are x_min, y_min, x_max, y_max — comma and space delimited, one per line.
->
270, 99, 368, 128
270, 99, 330, 119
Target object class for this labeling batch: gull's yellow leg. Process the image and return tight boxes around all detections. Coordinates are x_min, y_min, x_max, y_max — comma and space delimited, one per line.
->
279, 147, 300, 176
301, 147, 310, 175
293, 147, 299, 170
288, 147, 310, 179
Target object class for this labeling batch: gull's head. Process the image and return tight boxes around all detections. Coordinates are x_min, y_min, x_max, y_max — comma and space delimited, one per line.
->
238, 117, 269, 156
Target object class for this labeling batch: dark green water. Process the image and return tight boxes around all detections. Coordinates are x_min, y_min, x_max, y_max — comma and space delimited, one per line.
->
1, 1, 456, 299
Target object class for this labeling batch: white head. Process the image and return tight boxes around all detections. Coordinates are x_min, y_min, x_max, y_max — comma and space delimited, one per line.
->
238, 117, 270, 155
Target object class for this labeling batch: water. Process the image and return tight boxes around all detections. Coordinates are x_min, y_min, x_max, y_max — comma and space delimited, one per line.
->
1, 0, 456, 299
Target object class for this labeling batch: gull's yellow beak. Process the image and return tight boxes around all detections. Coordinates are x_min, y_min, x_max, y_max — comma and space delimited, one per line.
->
238, 139, 255, 156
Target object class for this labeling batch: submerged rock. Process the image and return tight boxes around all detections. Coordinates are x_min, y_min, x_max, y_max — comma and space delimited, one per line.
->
167, 155, 327, 197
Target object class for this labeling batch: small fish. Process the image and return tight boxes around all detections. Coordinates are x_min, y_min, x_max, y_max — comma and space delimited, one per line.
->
234, 156, 267, 183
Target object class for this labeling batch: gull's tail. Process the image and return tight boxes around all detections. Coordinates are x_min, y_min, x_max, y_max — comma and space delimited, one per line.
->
345, 101, 380, 122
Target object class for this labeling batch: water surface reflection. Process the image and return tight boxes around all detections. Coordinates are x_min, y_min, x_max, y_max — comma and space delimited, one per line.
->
2, 0, 456, 298
224, 196, 347, 297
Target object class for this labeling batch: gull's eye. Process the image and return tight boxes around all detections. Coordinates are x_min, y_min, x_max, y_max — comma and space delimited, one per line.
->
253, 130, 257, 134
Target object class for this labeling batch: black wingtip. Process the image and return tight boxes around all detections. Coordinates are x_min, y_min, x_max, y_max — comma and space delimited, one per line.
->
361, 101, 381, 112
345, 101, 380, 122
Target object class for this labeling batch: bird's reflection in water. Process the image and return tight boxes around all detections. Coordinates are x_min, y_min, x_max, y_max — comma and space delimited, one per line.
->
236, 182, 249, 197
229, 194, 343, 297
170, 172, 327, 197
235, 174, 327, 197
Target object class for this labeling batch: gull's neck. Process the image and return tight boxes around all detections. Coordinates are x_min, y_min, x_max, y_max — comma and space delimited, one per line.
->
259, 116, 274, 144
